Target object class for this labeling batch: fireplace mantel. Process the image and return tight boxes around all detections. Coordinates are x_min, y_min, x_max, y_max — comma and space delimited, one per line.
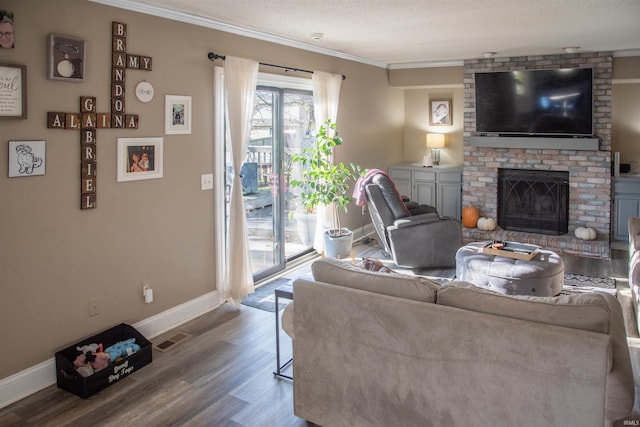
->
468, 136, 600, 151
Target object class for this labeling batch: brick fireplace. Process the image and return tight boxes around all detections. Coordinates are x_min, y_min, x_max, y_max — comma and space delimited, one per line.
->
498, 169, 569, 235
462, 53, 613, 258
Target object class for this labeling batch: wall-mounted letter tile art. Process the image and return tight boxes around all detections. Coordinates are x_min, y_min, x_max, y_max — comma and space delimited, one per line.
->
47, 22, 152, 210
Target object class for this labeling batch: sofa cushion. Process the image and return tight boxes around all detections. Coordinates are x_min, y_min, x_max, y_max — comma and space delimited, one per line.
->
311, 258, 439, 303
436, 281, 611, 334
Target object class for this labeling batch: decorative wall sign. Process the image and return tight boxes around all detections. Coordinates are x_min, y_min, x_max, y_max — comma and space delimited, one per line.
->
0, 63, 27, 118
135, 81, 154, 103
165, 95, 192, 135
8, 140, 45, 177
46, 22, 152, 210
48, 34, 85, 81
117, 137, 163, 182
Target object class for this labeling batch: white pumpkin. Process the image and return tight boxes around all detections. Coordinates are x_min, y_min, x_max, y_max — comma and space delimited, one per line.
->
574, 226, 597, 240
477, 217, 496, 231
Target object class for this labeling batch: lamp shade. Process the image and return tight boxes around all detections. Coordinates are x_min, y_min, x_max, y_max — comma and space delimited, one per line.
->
426, 133, 445, 148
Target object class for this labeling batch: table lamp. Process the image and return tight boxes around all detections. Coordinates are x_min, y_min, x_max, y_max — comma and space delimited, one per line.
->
426, 133, 445, 166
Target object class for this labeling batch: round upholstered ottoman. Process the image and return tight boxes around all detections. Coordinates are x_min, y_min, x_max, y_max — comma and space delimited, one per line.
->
455, 241, 564, 296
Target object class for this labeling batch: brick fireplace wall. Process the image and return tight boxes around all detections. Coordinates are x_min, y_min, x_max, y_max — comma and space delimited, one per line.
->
462, 52, 613, 258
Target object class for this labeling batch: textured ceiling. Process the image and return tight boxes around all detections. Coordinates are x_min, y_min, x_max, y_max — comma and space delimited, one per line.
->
96, 0, 640, 67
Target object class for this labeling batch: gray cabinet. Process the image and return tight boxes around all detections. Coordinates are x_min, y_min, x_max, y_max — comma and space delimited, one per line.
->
413, 169, 437, 206
389, 164, 462, 219
613, 175, 640, 241
387, 166, 412, 200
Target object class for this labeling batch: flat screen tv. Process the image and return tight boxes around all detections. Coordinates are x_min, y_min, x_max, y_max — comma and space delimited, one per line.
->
475, 68, 593, 137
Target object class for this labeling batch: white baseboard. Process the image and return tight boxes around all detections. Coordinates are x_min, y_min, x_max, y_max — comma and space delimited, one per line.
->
0, 290, 221, 410
353, 223, 376, 244
133, 290, 221, 339
0, 359, 56, 411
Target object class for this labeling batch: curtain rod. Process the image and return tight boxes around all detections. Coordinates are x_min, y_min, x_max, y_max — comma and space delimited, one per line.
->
207, 52, 346, 80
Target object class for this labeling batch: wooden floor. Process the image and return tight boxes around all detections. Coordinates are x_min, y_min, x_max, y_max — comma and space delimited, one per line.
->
0, 303, 304, 427
0, 239, 638, 426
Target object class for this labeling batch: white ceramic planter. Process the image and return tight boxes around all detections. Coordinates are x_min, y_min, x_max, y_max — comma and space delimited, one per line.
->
324, 228, 353, 259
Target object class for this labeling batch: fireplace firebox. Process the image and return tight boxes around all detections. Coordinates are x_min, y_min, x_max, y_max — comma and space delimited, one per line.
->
497, 169, 569, 235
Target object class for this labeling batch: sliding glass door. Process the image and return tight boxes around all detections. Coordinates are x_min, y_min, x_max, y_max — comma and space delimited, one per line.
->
224, 83, 315, 281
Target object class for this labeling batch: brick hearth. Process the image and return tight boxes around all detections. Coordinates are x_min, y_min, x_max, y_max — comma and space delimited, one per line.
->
462, 53, 613, 259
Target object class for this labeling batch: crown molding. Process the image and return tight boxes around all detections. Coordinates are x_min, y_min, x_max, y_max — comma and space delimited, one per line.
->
89, 0, 388, 69
388, 60, 464, 70
613, 49, 640, 57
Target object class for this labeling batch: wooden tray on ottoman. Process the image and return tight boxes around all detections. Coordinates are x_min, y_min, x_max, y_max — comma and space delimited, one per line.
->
482, 241, 540, 261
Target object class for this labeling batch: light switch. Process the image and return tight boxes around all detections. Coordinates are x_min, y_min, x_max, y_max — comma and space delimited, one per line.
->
201, 173, 213, 190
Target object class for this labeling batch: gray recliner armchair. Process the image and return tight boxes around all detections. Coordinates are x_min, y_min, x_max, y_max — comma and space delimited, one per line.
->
364, 173, 461, 268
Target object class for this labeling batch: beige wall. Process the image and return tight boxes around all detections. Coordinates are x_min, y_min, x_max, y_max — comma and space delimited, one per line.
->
389, 66, 465, 166
388, 66, 464, 87
0, 0, 403, 378
612, 57, 640, 170
403, 87, 464, 166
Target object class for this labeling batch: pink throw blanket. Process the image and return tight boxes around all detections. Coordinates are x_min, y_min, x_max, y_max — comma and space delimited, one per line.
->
353, 168, 400, 207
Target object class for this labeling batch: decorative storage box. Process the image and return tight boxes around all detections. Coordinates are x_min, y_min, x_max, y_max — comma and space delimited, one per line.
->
55, 323, 152, 398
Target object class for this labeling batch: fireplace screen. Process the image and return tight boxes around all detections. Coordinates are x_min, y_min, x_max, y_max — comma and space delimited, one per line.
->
497, 169, 569, 235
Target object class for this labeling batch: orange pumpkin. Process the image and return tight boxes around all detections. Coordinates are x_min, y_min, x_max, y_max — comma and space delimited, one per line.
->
462, 206, 480, 228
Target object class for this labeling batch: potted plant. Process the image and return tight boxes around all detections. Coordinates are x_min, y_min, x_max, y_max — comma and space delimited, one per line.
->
290, 119, 365, 258
290, 202, 317, 247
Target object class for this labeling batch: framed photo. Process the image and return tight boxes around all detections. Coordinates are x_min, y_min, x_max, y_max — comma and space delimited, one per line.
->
8, 140, 45, 177
165, 95, 192, 135
117, 137, 163, 182
0, 10, 15, 49
48, 33, 85, 82
0, 63, 27, 118
429, 98, 452, 126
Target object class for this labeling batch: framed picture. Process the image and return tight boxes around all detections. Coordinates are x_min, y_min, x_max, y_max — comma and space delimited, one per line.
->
0, 10, 15, 49
429, 98, 452, 126
165, 95, 192, 135
48, 33, 85, 82
0, 63, 27, 118
8, 140, 45, 177
117, 137, 163, 182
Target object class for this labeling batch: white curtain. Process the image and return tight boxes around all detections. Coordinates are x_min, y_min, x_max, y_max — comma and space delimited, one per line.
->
223, 56, 259, 305
311, 71, 343, 252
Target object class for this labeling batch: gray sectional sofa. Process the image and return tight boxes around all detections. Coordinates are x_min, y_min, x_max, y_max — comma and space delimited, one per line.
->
282, 258, 634, 427
629, 217, 640, 334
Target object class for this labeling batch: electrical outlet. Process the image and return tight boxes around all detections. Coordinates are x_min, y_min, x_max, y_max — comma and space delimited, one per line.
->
361, 205, 367, 215
201, 173, 213, 190
89, 298, 99, 317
